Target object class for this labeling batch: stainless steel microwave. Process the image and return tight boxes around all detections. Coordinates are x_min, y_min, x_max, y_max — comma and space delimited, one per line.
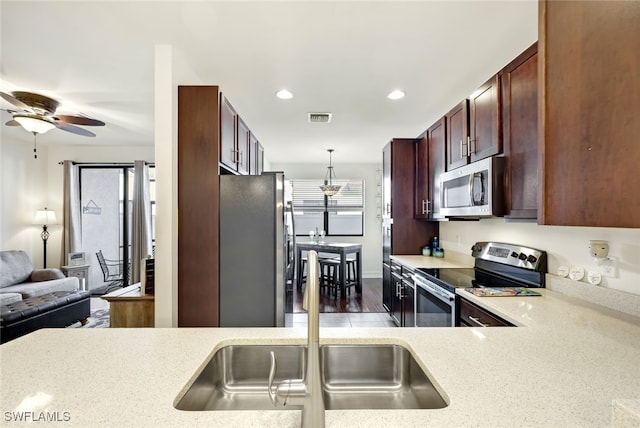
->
439, 156, 504, 218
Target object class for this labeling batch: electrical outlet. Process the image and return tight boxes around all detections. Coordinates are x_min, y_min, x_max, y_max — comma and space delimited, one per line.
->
600, 256, 617, 278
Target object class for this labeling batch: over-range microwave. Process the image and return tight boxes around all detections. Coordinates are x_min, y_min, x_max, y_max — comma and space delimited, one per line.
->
439, 156, 504, 218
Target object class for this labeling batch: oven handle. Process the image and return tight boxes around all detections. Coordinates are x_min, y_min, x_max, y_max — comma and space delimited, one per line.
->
413, 275, 455, 303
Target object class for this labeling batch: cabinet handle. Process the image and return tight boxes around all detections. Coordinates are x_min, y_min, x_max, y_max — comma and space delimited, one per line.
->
386, 203, 391, 215
421, 199, 427, 215
468, 136, 475, 156
238, 150, 243, 166
468, 315, 489, 327
459, 140, 465, 159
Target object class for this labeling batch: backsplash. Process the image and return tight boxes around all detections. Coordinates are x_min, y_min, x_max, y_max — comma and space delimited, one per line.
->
440, 218, 640, 297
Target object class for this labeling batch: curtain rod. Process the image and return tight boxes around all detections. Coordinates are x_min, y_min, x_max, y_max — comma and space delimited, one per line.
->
58, 161, 155, 166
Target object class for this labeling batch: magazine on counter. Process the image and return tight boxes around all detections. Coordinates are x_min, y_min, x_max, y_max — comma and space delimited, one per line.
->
465, 287, 541, 297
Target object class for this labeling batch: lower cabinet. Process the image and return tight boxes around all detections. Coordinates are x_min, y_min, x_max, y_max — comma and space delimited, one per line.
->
388, 260, 415, 327
457, 297, 513, 327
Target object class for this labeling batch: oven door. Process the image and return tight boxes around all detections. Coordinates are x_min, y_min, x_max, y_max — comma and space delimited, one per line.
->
414, 274, 456, 327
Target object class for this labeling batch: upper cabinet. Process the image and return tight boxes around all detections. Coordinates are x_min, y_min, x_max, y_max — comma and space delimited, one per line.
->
415, 118, 446, 220
539, 1, 640, 227
445, 100, 469, 171
501, 43, 538, 220
220, 95, 256, 175
469, 75, 502, 162
219, 95, 238, 172
446, 76, 502, 171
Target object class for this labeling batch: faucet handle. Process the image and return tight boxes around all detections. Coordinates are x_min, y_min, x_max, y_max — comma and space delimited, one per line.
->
268, 351, 305, 407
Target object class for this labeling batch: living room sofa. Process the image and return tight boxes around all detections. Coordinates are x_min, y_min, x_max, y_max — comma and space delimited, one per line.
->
0, 250, 79, 303
1, 250, 89, 343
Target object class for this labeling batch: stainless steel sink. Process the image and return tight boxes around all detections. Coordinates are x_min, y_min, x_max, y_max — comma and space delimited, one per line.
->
175, 344, 448, 411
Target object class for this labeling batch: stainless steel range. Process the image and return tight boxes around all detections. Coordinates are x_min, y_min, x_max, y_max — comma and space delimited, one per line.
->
413, 242, 547, 327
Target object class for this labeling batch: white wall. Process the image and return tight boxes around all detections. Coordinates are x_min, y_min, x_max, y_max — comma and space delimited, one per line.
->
270, 161, 383, 277
0, 133, 49, 266
440, 219, 640, 296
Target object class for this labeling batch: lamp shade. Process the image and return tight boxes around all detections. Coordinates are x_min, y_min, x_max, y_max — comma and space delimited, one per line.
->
33, 208, 57, 225
14, 115, 56, 134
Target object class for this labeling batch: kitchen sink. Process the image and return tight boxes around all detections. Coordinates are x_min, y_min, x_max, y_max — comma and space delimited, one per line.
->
174, 344, 448, 411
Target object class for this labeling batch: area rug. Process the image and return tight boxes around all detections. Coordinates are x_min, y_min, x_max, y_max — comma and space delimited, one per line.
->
67, 307, 110, 328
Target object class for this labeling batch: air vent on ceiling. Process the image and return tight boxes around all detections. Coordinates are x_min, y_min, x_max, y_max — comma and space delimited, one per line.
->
308, 112, 332, 123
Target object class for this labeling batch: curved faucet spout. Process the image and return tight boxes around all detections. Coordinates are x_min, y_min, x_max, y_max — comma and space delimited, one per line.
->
268, 250, 325, 427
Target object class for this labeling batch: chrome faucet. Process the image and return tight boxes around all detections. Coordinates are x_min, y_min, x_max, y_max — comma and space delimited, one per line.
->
269, 250, 325, 427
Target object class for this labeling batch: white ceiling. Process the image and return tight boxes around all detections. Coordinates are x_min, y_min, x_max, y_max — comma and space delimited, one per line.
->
0, 1, 538, 164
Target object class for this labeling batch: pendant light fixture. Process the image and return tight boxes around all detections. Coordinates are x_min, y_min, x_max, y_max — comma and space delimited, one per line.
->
319, 149, 341, 197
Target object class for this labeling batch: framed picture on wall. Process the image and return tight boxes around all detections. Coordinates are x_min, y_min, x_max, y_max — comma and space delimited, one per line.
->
68, 252, 86, 267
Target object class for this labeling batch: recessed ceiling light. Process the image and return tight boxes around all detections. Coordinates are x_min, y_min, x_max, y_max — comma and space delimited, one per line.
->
276, 89, 294, 100
387, 89, 405, 100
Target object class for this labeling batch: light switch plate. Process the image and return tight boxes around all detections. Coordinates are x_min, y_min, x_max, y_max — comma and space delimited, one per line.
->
600, 256, 617, 278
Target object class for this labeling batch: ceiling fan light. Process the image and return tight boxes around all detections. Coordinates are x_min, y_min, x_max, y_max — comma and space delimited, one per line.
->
14, 115, 56, 134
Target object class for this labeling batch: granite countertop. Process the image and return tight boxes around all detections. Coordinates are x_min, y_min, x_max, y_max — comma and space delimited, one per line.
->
1, 280, 639, 427
390, 253, 474, 269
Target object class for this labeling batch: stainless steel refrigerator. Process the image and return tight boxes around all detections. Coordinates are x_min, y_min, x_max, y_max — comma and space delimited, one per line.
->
219, 172, 289, 327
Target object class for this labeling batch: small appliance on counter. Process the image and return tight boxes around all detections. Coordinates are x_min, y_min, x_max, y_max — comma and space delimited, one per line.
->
412, 242, 547, 327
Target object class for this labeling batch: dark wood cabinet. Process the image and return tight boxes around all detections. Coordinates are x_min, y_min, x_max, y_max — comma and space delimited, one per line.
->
220, 95, 253, 175
236, 116, 250, 175
219, 95, 237, 172
539, 1, 640, 227
457, 297, 513, 327
249, 132, 259, 175
446, 76, 502, 172
415, 118, 446, 220
445, 100, 469, 171
382, 139, 439, 254
501, 43, 539, 220
390, 261, 403, 326
469, 75, 502, 162
178, 86, 221, 327
382, 139, 438, 316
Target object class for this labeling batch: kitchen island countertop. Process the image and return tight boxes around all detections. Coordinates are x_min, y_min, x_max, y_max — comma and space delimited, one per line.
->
1, 283, 639, 427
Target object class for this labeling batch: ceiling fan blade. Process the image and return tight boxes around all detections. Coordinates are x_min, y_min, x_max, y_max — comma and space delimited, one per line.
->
55, 122, 96, 137
5, 119, 21, 126
54, 114, 105, 126
0, 92, 34, 113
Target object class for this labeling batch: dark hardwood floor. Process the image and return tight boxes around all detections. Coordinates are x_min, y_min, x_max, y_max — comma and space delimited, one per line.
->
291, 277, 385, 314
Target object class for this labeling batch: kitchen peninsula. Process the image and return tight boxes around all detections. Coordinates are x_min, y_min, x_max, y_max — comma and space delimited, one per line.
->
1, 278, 639, 427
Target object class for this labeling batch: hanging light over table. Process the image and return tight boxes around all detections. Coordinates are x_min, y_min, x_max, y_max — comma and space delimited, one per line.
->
319, 149, 341, 197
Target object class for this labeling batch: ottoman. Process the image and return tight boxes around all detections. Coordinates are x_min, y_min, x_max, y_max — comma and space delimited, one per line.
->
1, 291, 90, 344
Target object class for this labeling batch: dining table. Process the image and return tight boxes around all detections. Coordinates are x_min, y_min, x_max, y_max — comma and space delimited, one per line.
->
296, 241, 363, 296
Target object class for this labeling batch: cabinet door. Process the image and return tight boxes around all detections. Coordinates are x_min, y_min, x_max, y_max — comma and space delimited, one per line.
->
256, 143, 264, 174
403, 283, 415, 327
390, 262, 402, 327
501, 43, 538, 220
220, 95, 237, 171
382, 263, 392, 313
445, 100, 469, 171
469, 75, 502, 162
236, 117, 250, 175
539, 0, 640, 227
382, 143, 392, 219
427, 118, 446, 219
414, 134, 429, 219
249, 132, 258, 175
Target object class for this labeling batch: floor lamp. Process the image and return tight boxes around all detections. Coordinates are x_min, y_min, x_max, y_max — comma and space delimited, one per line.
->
33, 208, 57, 268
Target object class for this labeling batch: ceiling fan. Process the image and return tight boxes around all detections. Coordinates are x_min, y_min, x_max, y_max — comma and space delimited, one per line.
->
1, 91, 105, 137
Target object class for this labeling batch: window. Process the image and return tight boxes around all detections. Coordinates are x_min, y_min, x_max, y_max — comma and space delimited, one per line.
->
287, 179, 364, 236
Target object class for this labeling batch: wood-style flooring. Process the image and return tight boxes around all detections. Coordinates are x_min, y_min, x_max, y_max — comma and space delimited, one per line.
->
291, 277, 386, 314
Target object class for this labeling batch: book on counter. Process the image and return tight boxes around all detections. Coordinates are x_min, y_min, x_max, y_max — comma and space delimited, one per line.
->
465, 287, 541, 297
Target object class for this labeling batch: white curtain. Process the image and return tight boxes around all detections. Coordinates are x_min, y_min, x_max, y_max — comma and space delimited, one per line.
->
61, 160, 82, 266
131, 160, 153, 283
